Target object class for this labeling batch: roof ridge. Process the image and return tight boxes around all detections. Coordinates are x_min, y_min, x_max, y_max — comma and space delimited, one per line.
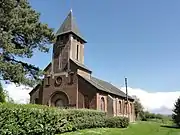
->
96, 77, 124, 92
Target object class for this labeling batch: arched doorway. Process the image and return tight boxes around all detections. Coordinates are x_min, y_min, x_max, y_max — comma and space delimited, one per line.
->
50, 91, 69, 108
55, 99, 64, 107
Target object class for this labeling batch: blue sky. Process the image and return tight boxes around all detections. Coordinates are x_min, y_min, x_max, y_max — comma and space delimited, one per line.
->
28, 0, 180, 92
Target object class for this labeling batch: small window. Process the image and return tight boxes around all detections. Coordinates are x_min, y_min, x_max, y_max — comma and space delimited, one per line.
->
68, 72, 74, 84
46, 76, 50, 86
76, 45, 79, 60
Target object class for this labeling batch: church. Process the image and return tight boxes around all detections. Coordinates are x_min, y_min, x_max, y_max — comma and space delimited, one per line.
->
29, 10, 135, 122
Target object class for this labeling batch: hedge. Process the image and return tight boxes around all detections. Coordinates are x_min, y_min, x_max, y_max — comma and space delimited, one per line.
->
0, 103, 129, 135
105, 116, 129, 128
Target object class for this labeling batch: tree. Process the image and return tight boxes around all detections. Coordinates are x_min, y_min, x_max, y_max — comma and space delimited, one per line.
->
3, 89, 15, 103
0, 82, 15, 103
0, 0, 55, 87
0, 82, 6, 103
133, 96, 144, 120
172, 97, 180, 126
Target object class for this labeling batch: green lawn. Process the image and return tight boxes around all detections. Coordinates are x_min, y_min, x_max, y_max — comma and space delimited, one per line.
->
60, 121, 180, 135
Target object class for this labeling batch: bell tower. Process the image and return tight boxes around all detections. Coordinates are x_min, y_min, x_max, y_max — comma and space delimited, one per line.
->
52, 10, 87, 74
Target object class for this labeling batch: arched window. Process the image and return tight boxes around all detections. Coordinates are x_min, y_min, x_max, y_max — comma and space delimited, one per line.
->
100, 97, 105, 111
119, 101, 122, 113
130, 103, 133, 114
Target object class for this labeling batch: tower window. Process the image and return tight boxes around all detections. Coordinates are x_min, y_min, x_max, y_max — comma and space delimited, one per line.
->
59, 54, 62, 69
76, 45, 79, 60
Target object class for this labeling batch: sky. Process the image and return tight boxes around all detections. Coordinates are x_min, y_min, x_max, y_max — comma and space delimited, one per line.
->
3, 0, 180, 114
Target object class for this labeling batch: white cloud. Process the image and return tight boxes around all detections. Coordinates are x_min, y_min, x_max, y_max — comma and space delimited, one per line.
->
2, 83, 180, 114
121, 87, 180, 114
3, 83, 31, 104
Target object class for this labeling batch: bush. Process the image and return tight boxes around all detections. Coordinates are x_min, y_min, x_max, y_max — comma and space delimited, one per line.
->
141, 111, 170, 122
105, 116, 129, 128
0, 103, 106, 135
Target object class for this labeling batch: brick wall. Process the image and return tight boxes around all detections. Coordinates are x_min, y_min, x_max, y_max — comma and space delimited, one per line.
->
30, 87, 39, 104
78, 76, 96, 109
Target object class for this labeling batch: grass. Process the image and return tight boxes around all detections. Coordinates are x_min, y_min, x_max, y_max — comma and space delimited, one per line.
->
60, 121, 180, 135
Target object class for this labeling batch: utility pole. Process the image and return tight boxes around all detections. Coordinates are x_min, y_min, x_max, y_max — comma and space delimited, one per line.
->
125, 77, 129, 119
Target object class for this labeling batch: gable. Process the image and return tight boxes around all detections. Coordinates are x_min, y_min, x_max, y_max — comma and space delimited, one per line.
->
29, 63, 51, 95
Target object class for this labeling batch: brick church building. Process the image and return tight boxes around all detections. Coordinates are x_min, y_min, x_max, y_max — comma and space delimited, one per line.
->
29, 10, 135, 122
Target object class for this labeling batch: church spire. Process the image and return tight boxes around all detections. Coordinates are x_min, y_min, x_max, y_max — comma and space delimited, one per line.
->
56, 10, 86, 43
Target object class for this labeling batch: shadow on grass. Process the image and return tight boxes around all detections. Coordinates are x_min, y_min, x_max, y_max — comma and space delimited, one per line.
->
161, 125, 180, 129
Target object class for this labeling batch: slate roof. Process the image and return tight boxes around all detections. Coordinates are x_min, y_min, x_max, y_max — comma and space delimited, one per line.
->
56, 10, 87, 43
80, 75, 134, 100
70, 58, 92, 73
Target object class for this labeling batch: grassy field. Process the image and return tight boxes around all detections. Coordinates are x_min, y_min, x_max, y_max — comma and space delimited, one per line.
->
61, 121, 180, 135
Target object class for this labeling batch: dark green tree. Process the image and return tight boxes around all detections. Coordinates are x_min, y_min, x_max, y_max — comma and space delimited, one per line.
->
0, 83, 6, 103
172, 97, 180, 126
0, 0, 55, 86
